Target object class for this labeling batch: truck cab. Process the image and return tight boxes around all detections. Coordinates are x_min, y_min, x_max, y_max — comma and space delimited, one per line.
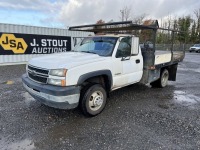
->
22, 20, 185, 116
72, 35, 143, 89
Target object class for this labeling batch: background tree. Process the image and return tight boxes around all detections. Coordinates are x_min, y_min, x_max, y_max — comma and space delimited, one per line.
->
119, 6, 132, 21
133, 14, 146, 24
194, 9, 200, 43
117, 7, 200, 44
96, 19, 105, 24
190, 21, 197, 43
177, 16, 192, 43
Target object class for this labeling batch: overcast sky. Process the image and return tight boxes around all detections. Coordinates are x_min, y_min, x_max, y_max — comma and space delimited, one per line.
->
0, 0, 199, 28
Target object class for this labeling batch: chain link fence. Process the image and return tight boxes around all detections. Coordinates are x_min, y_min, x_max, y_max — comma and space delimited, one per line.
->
155, 44, 193, 51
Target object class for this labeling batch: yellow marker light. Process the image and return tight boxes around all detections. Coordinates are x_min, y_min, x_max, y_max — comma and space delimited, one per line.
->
61, 80, 66, 86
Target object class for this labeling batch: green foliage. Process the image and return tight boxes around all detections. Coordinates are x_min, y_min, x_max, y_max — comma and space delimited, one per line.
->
156, 31, 171, 44
190, 21, 197, 43
156, 14, 200, 44
177, 16, 191, 43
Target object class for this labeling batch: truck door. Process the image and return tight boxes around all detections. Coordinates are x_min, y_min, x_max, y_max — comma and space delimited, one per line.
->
113, 36, 143, 88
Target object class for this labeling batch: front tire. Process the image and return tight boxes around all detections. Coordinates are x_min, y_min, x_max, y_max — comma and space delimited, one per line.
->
80, 84, 107, 117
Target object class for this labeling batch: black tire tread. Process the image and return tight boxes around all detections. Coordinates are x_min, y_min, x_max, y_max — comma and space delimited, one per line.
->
80, 84, 107, 117
150, 69, 169, 88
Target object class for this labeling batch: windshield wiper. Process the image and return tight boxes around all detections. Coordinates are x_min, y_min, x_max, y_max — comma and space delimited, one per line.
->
81, 51, 97, 55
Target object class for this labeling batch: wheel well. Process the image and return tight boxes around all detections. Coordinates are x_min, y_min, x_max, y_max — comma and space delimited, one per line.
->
160, 67, 168, 73
81, 75, 111, 94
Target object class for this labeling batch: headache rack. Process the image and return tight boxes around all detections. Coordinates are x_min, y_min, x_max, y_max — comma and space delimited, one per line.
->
69, 20, 184, 57
69, 20, 180, 34
69, 20, 160, 33
69, 20, 183, 53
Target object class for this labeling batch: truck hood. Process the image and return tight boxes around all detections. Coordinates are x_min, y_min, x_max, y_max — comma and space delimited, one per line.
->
29, 52, 107, 69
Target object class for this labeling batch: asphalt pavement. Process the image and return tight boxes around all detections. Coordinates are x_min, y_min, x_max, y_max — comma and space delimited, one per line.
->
0, 53, 200, 150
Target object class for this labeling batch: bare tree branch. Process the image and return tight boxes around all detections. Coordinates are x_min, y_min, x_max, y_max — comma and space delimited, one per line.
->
133, 13, 146, 24
119, 6, 132, 21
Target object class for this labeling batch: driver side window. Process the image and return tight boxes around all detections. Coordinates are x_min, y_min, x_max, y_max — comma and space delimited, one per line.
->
116, 37, 131, 58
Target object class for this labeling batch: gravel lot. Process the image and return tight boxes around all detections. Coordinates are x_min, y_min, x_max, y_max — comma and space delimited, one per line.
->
0, 53, 200, 150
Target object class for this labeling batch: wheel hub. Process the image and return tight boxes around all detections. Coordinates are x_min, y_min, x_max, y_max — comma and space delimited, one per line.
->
89, 91, 104, 111
161, 71, 169, 87
93, 96, 103, 106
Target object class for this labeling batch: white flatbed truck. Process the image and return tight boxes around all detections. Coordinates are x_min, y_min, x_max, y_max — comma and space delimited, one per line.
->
22, 20, 185, 116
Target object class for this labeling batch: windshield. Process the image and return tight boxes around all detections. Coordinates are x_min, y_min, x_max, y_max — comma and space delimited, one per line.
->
74, 37, 118, 56
194, 44, 200, 47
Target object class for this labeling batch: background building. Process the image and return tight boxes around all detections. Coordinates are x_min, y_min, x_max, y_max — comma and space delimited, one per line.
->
0, 23, 92, 65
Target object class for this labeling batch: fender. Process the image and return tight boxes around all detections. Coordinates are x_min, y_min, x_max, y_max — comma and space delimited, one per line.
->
77, 70, 113, 89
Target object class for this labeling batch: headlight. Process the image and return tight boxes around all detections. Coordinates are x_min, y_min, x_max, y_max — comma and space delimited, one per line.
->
49, 69, 67, 77
47, 78, 66, 86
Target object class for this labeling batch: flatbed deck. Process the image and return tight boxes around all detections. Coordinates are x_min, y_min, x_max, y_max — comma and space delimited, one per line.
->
155, 50, 184, 65
155, 51, 171, 65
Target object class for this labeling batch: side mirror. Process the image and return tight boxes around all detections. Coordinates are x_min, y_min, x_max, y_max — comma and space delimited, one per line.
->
131, 37, 139, 55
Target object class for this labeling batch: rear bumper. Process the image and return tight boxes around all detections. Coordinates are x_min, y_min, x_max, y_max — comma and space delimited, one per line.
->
22, 74, 80, 109
189, 49, 199, 52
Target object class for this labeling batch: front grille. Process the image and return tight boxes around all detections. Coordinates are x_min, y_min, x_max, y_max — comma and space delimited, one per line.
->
28, 65, 49, 75
27, 65, 49, 84
28, 72, 48, 83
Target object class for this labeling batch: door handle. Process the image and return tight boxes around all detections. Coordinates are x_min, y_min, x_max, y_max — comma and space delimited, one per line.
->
136, 59, 140, 64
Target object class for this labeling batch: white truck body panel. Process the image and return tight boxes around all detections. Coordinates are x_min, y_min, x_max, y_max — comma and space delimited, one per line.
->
29, 52, 107, 69
66, 57, 113, 86
112, 47, 143, 89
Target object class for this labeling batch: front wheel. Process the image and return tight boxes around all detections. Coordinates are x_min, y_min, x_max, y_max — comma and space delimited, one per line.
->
80, 84, 107, 117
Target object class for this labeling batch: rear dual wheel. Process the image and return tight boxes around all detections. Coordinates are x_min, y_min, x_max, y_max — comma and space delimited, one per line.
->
150, 69, 169, 88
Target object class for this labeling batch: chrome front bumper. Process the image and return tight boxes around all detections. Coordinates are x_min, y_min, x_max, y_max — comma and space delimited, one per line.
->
22, 74, 80, 109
